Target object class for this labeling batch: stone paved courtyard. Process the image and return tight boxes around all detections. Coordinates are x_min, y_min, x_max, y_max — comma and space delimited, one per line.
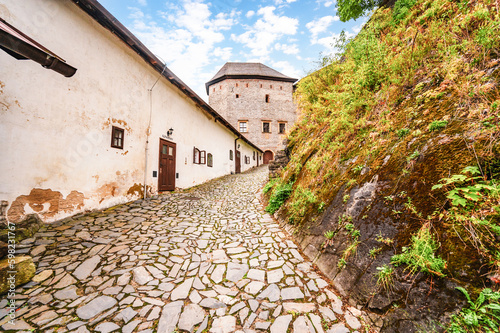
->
0, 166, 367, 333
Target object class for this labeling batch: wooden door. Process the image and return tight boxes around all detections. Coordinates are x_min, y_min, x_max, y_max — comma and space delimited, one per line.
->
158, 139, 176, 191
263, 150, 274, 164
235, 150, 241, 174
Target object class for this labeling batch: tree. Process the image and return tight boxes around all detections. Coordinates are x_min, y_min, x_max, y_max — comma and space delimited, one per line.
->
336, 0, 383, 21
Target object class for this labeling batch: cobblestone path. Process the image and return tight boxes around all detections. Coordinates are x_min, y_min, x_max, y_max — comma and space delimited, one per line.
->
1, 166, 367, 333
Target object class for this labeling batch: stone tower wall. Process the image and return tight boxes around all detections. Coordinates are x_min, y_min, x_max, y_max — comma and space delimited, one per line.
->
208, 78, 296, 154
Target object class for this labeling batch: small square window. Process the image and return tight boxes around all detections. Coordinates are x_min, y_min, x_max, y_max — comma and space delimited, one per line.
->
246, 83, 249, 88
265, 94, 270, 103
239, 121, 248, 133
230, 150, 233, 160
236, 94, 240, 98
262, 122, 270, 133
279, 123, 286, 134
200, 150, 206, 164
260, 84, 263, 88
236, 83, 239, 87
280, 86, 283, 90
111, 126, 124, 149
270, 85, 273, 89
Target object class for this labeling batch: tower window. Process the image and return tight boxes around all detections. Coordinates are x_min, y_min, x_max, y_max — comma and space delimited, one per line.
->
260, 84, 263, 88
270, 85, 273, 89
246, 83, 249, 88
279, 122, 286, 134
236, 83, 239, 87
280, 86, 283, 90
262, 122, 271, 133
239, 121, 248, 133
265, 94, 270, 103
236, 94, 240, 98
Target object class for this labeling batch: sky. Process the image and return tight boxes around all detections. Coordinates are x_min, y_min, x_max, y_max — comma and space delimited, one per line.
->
99, 0, 367, 100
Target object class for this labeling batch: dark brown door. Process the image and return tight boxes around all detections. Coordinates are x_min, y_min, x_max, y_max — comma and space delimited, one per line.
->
159, 139, 176, 191
263, 150, 274, 164
235, 150, 241, 174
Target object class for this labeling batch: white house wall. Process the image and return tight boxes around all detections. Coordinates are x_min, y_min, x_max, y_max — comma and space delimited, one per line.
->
0, 0, 260, 224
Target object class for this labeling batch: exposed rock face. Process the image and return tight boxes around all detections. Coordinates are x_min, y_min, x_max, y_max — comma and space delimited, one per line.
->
269, 150, 290, 178
277, 177, 466, 332
0, 256, 36, 295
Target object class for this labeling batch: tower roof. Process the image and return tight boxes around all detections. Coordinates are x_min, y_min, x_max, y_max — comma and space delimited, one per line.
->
206, 62, 298, 94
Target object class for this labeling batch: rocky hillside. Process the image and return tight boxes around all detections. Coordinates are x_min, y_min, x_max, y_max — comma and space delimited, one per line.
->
265, 0, 500, 331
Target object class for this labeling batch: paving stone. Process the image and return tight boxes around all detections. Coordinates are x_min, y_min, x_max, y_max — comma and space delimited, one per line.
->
210, 315, 236, 333
267, 269, 284, 284
178, 304, 205, 332
226, 262, 249, 282
76, 296, 117, 320
95, 322, 120, 333
73, 255, 101, 280
171, 277, 194, 301
327, 323, 350, 333
345, 311, 362, 330
114, 307, 138, 323
281, 287, 305, 300
157, 301, 183, 333
282, 302, 316, 313
244, 281, 265, 295
133, 266, 153, 285
270, 314, 293, 333
309, 313, 326, 333
54, 285, 79, 300
319, 306, 337, 322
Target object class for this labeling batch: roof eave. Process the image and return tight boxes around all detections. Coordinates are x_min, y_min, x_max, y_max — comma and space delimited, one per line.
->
205, 74, 298, 94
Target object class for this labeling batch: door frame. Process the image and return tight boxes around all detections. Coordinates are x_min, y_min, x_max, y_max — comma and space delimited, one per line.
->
158, 138, 176, 191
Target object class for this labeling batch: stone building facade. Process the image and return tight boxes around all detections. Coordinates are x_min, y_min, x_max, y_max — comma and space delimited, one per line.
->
206, 63, 297, 164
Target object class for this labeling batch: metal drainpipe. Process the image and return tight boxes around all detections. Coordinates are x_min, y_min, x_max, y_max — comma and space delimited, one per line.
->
144, 88, 153, 200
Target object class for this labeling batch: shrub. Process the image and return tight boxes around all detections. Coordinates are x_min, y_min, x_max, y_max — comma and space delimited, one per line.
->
391, 224, 447, 276
448, 287, 500, 333
265, 182, 293, 214
428, 120, 448, 131
376, 265, 394, 290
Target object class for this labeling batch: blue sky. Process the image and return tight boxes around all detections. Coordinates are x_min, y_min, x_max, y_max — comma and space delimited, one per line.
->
99, 0, 367, 100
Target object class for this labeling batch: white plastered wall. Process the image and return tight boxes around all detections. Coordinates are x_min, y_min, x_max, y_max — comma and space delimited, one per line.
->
0, 0, 261, 223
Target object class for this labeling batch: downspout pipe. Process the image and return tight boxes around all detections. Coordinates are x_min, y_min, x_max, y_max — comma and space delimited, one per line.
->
144, 62, 167, 200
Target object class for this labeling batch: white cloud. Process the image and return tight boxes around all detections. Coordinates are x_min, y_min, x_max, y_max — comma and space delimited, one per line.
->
306, 15, 339, 42
127, 0, 240, 99
270, 60, 301, 79
246, 10, 255, 18
275, 43, 299, 55
316, 0, 336, 7
232, 6, 298, 58
274, 0, 298, 4
137, 0, 147, 5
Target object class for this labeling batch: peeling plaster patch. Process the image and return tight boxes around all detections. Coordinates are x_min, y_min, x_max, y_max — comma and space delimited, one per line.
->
127, 183, 144, 197
102, 117, 131, 132
7, 189, 85, 223
97, 183, 119, 203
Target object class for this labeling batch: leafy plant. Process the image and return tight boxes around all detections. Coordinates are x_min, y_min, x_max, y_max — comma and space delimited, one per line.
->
338, 258, 347, 269
448, 287, 500, 332
343, 194, 350, 203
392, 0, 417, 24
370, 247, 383, 258
391, 224, 447, 276
432, 166, 496, 207
266, 182, 293, 214
376, 265, 394, 290
428, 120, 448, 131
263, 178, 278, 194
397, 128, 410, 138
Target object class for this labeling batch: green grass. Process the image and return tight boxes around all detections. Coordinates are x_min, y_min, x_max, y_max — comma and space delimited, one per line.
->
265, 182, 293, 214
391, 224, 447, 276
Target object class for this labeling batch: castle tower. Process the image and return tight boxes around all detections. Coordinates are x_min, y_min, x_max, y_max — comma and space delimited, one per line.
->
206, 62, 297, 164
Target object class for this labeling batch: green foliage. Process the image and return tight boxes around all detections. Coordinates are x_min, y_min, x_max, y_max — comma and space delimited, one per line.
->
325, 230, 335, 239
391, 224, 447, 276
392, 0, 417, 24
432, 166, 497, 207
263, 178, 278, 194
428, 120, 448, 131
376, 265, 394, 290
397, 128, 410, 138
265, 182, 293, 214
289, 186, 318, 220
448, 287, 500, 333
336, 0, 382, 22
432, 166, 500, 272
338, 258, 347, 269
343, 194, 350, 203
370, 246, 383, 258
